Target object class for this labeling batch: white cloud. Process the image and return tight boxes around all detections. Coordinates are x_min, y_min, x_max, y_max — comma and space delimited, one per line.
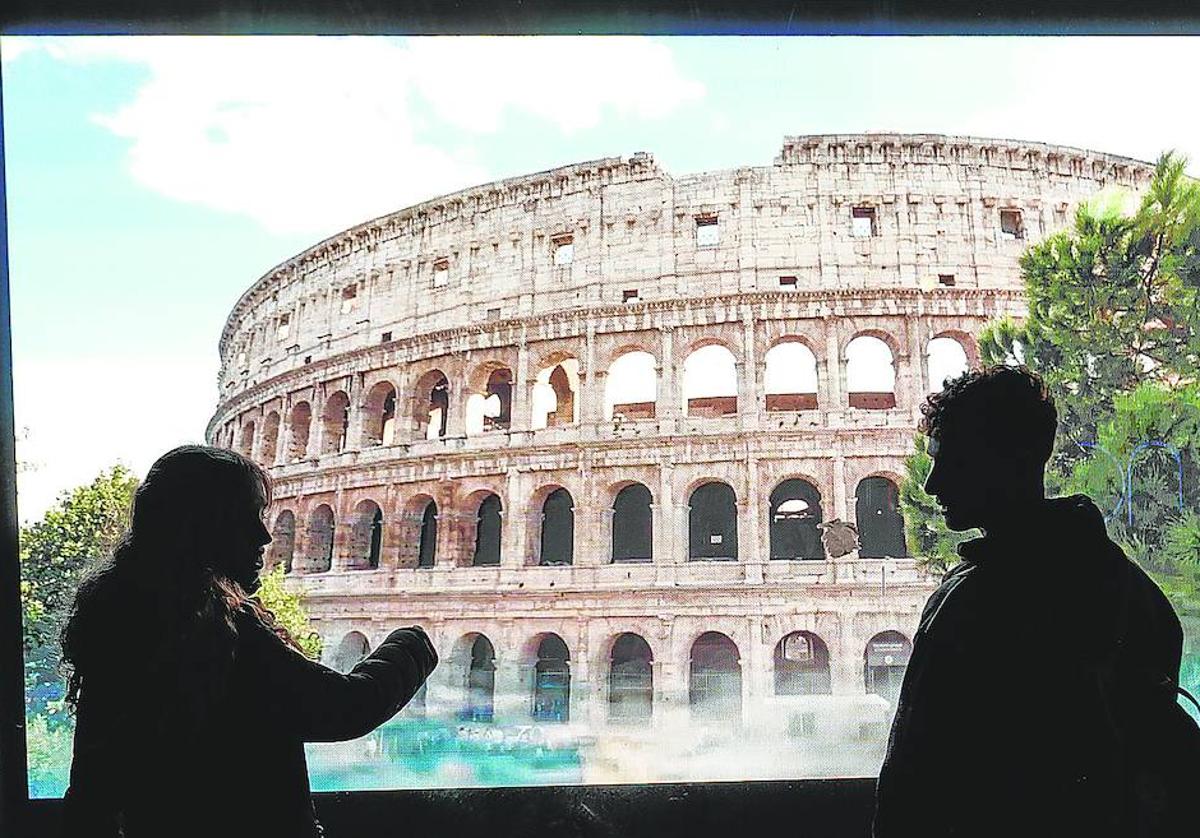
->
0, 36, 38, 65
7, 36, 705, 236
13, 355, 217, 524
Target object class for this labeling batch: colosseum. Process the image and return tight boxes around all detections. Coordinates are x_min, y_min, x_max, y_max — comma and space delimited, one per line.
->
207, 133, 1155, 782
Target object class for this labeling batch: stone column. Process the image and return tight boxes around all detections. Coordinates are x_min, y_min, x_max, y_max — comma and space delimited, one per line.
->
570, 626, 593, 726
574, 507, 604, 567
502, 468, 525, 567
743, 617, 767, 726
906, 317, 929, 415
493, 651, 530, 724
579, 327, 601, 425
654, 462, 677, 565
746, 455, 765, 565
445, 375, 468, 440
277, 397, 293, 466
332, 507, 353, 572
823, 322, 844, 411
833, 454, 850, 523
347, 372, 368, 450
437, 506, 470, 569
832, 618, 866, 695
310, 384, 327, 457
657, 659, 691, 731
511, 341, 532, 435
656, 325, 679, 434
739, 311, 760, 431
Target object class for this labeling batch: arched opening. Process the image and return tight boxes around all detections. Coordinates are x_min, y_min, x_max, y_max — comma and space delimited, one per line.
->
238, 421, 256, 459
774, 631, 832, 695
611, 483, 652, 563
363, 382, 398, 447
417, 500, 438, 568
288, 402, 312, 461
856, 476, 907, 558
689, 632, 742, 722
531, 634, 571, 722
682, 344, 738, 417
347, 500, 383, 570
331, 631, 370, 673
927, 336, 970, 393
764, 342, 819, 411
539, 488, 574, 566
467, 368, 513, 434
269, 510, 295, 573
472, 494, 502, 567
415, 371, 450, 440
307, 504, 335, 573
321, 390, 351, 454
609, 633, 653, 723
260, 411, 281, 465
464, 635, 496, 723
688, 481, 738, 561
605, 351, 657, 420
770, 479, 825, 560
846, 335, 896, 409
532, 359, 580, 429
865, 631, 912, 705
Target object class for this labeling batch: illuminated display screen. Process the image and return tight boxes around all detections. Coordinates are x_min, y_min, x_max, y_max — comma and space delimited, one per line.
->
7, 34, 1200, 798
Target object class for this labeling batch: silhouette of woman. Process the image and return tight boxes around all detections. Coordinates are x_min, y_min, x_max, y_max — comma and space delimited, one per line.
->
58, 445, 437, 838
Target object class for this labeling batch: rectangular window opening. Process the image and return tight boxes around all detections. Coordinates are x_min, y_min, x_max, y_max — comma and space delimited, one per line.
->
340, 285, 357, 314
552, 235, 575, 266
1000, 208, 1024, 240
779, 275, 798, 288
623, 289, 641, 303
381, 331, 392, 343
277, 313, 290, 342
432, 259, 450, 287
938, 274, 956, 287
486, 307, 502, 321
851, 206, 877, 238
695, 215, 719, 248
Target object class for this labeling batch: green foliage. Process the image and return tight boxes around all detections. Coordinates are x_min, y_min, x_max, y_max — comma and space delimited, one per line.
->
20, 580, 45, 651
19, 466, 139, 716
909, 152, 1200, 585
1161, 511, 1200, 567
979, 152, 1200, 478
1066, 382, 1200, 556
251, 561, 323, 660
899, 434, 977, 573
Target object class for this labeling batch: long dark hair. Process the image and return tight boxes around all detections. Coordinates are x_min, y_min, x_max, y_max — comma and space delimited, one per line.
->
60, 445, 305, 727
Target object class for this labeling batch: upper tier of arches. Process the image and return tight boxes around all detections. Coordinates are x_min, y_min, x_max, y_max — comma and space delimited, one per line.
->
215, 328, 978, 458
216, 134, 1153, 398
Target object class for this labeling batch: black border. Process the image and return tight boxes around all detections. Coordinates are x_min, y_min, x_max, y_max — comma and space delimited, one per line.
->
5, 4, 1200, 837
3, 1, 1200, 35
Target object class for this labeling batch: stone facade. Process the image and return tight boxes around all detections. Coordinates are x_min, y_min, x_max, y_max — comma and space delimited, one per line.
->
208, 134, 1154, 745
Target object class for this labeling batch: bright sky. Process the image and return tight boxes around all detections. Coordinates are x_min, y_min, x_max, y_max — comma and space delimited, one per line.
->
3, 35, 1199, 524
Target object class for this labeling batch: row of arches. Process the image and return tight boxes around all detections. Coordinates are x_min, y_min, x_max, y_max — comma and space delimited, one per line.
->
268, 475, 906, 572
330, 629, 914, 723
228, 333, 973, 461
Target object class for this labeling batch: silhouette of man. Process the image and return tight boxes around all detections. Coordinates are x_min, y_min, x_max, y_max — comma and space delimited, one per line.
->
873, 365, 1185, 838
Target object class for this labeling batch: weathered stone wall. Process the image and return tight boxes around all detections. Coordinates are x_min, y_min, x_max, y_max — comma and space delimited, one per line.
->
208, 134, 1153, 728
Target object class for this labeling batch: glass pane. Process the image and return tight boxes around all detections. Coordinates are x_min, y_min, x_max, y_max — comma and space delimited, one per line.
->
7, 35, 1196, 805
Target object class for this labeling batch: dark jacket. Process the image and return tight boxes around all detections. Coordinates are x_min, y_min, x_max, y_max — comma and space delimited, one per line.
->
61, 601, 438, 838
873, 494, 1183, 838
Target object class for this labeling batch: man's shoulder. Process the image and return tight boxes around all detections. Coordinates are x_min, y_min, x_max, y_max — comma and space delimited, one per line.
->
917, 561, 982, 635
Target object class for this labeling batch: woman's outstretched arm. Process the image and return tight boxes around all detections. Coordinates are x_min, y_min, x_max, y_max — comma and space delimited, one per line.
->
236, 606, 438, 743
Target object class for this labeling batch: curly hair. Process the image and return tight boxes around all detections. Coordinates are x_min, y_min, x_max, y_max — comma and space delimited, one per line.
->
60, 445, 306, 728
918, 365, 1058, 466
